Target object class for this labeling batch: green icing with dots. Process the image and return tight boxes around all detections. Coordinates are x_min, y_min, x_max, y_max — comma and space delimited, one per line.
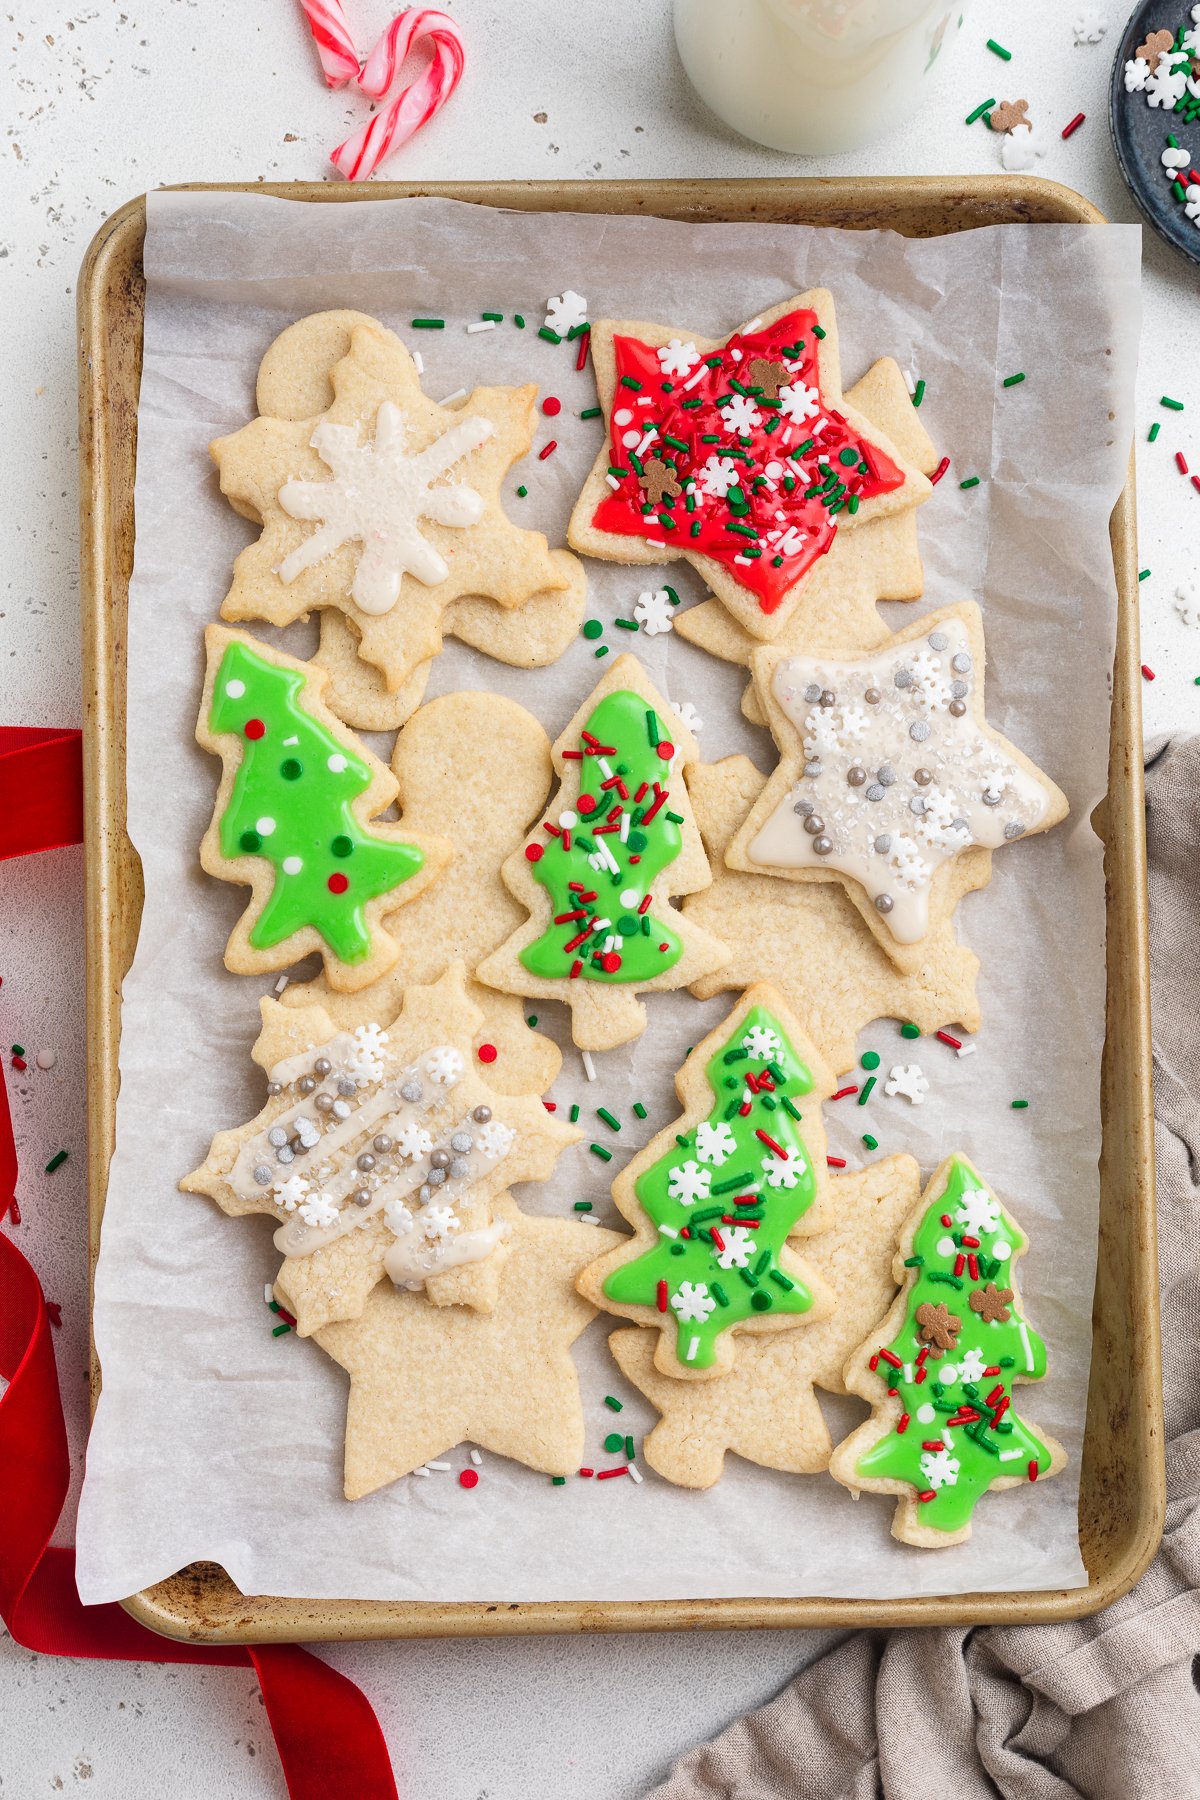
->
210, 640, 425, 964
856, 1155, 1054, 1534
520, 689, 684, 984
603, 1004, 819, 1369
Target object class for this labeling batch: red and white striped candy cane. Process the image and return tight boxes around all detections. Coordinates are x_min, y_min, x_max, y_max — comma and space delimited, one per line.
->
331, 8, 466, 182
296, 0, 361, 87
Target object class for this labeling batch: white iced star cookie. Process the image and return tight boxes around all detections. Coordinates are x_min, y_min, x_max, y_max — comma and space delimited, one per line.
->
725, 603, 1069, 974
211, 311, 582, 697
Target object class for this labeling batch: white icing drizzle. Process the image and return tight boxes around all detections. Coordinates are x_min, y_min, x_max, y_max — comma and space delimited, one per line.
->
232, 1026, 516, 1288
277, 400, 495, 614
747, 619, 1051, 943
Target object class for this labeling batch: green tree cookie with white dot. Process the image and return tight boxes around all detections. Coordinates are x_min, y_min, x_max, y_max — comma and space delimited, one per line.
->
197, 626, 451, 993
579, 984, 836, 1377
830, 1153, 1066, 1547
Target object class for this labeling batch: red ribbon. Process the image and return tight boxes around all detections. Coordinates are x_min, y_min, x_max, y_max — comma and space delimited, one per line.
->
0, 725, 397, 1799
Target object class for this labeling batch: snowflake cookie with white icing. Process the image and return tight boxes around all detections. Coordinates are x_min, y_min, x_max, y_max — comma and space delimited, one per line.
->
211, 311, 584, 700
726, 602, 1069, 975
182, 964, 579, 1337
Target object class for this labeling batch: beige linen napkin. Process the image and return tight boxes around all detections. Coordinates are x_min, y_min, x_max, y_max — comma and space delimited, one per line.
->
649, 736, 1200, 1800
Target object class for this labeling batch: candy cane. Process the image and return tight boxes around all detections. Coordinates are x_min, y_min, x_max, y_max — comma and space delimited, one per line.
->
296, 0, 361, 88
331, 9, 466, 182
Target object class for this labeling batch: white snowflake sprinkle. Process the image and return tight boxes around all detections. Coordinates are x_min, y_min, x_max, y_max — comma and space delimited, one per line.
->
674, 700, 704, 736
544, 289, 588, 335
1000, 122, 1047, 174
1147, 59, 1188, 108
761, 1152, 800, 1189
298, 1189, 341, 1228
958, 1347, 988, 1382
420, 1203, 460, 1241
384, 1197, 414, 1237
634, 587, 676, 636
1124, 56, 1151, 93
393, 1122, 434, 1161
919, 1448, 961, 1490
724, 393, 762, 435
954, 1184, 1002, 1237
656, 338, 700, 378
1186, 183, 1200, 225
715, 1225, 755, 1269
742, 1023, 783, 1062
778, 381, 820, 425
699, 454, 741, 498
667, 1160, 712, 1207
670, 1280, 716, 1323
695, 1120, 738, 1166
1175, 582, 1200, 627
884, 1063, 929, 1105
347, 1021, 389, 1083
426, 1046, 464, 1086
273, 1173, 310, 1212
477, 1120, 515, 1160
1072, 7, 1105, 43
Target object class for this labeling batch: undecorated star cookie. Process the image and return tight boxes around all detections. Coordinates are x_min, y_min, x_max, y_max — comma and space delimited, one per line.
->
829, 1153, 1066, 1548
726, 603, 1069, 974
568, 291, 932, 644
609, 1152, 921, 1487
182, 966, 578, 1335
682, 755, 983, 1074
578, 984, 837, 1381
476, 653, 731, 1051
673, 357, 938, 723
282, 689, 561, 1100
211, 310, 582, 697
310, 1200, 622, 1497
196, 625, 450, 993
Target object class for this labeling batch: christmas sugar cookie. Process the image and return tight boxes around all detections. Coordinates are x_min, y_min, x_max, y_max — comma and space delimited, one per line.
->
211, 311, 582, 696
310, 1200, 622, 1498
182, 966, 578, 1335
196, 626, 450, 993
674, 357, 938, 717
567, 292, 932, 643
726, 603, 1069, 974
683, 755, 983, 1074
475, 654, 731, 1052
282, 689, 561, 1101
577, 984, 836, 1380
829, 1154, 1066, 1547
609, 1153, 920, 1487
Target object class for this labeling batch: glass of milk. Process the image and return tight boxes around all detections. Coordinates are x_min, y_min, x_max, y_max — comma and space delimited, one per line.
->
674, 0, 970, 156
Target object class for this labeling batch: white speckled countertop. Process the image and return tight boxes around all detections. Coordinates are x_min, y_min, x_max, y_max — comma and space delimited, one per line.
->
1, 2, 1192, 1793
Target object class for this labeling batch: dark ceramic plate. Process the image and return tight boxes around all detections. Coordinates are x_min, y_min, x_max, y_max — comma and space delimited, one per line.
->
1110, 0, 1200, 265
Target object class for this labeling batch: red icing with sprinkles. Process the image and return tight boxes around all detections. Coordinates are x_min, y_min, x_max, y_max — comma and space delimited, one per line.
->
591, 309, 905, 613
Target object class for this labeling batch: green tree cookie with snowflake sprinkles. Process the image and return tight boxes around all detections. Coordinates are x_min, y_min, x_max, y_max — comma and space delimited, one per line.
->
829, 1154, 1065, 1546
197, 627, 449, 994
579, 985, 836, 1376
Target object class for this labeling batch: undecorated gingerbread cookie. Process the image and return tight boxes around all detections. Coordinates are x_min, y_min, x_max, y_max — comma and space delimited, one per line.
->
609, 1152, 921, 1487
829, 1153, 1066, 1547
682, 755, 983, 1074
282, 689, 561, 1100
726, 603, 1069, 974
568, 291, 932, 644
182, 965, 578, 1336
212, 310, 583, 698
577, 984, 837, 1380
196, 625, 450, 993
476, 653, 731, 1051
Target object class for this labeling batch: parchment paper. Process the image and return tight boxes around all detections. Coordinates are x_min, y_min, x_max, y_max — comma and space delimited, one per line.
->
75, 192, 1140, 1605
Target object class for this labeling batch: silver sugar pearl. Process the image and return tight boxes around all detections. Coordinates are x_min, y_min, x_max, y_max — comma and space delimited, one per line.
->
812, 835, 833, 856
1004, 821, 1025, 840
276, 1144, 294, 1164
877, 764, 896, 786
313, 1057, 332, 1077
914, 767, 933, 786
950, 680, 969, 699
793, 798, 815, 816
909, 795, 926, 815
472, 1105, 492, 1124
314, 1092, 334, 1113
356, 1152, 377, 1173
297, 1075, 316, 1096
928, 630, 949, 651
894, 668, 913, 689
874, 834, 893, 853
804, 683, 822, 703
450, 1131, 473, 1154
400, 1080, 423, 1104
846, 765, 867, 787
450, 1157, 470, 1180
909, 720, 931, 742
266, 1081, 282, 1097
819, 688, 836, 709
875, 893, 895, 915
419, 1184, 432, 1204
290, 1140, 308, 1157
951, 652, 972, 673
332, 1100, 351, 1119
982, 790, 1003, 807
948, 698, 967, 718
430, 1148, 452, 1170
803, 813, 825, 835
866, 784, 886, 802
864, 686, 882, 705
253, 1165, 272, 1186
427, 1166, 447, 1187
337, 1077, 357, 1097
804, 760, 823, 778
268, 1126, 288, 1148
352, 1188, 373, 1208
953, 817, 970, 833
373, 1134, 394, 1155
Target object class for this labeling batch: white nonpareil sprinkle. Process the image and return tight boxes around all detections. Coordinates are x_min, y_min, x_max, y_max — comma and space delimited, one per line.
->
582, 1050, 597, 1082
412, 1465, 431, 1478
903, 368, 916, 396
412, 349, 424, 376
466, 320, 496, 333
470, 1450, 482, 1467
439, 388, 468, 407
426, 1460, 452, 1471
264, 1283, 273, 1305
626, 1463, 643, 1484
605, 474, 621, 491
35, 1048, 57, 1070
579, 1212, 600, 1225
